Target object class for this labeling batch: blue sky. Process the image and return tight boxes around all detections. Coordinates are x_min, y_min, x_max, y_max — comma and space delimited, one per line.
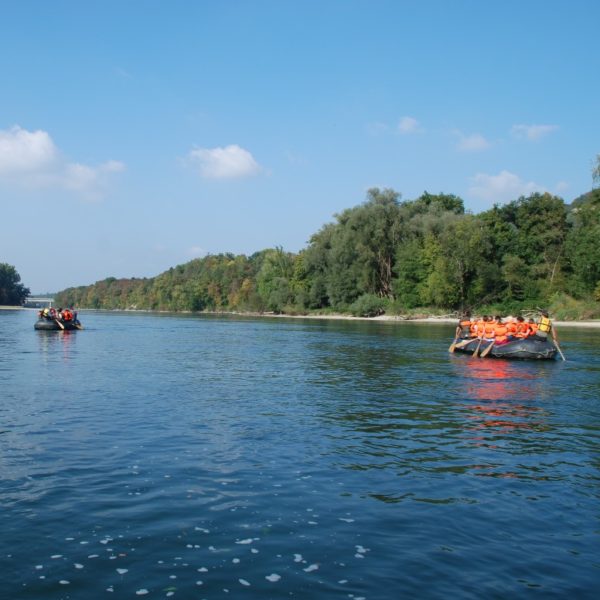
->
1, 0, 598, 293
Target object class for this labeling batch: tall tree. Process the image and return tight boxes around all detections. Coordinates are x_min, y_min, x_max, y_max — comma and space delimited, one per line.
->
0, 263, 30, 305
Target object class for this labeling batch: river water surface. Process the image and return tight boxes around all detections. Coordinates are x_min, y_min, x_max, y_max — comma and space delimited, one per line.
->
1, 309, 599, 599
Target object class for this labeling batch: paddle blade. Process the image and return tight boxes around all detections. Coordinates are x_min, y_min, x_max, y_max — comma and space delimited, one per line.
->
480, 342, 494, 358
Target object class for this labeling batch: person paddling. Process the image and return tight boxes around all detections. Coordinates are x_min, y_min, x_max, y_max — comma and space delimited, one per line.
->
533, 310, 557, 344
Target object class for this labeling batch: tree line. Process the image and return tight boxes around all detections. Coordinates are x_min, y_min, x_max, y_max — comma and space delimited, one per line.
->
55, 185, 600, 318
0, 263, 30, 305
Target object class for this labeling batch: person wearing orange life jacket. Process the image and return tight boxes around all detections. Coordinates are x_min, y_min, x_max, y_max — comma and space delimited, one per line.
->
514, 316, 531, 338
505, 318, 518, 337
528, 318, 538, 336
483, 315, 497, 340
469, 317, 479, 338
455, 313, 473, 339
493, 318, 510, 345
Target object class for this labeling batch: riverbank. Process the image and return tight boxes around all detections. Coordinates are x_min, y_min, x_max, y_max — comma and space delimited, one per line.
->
6, 304, 600, 328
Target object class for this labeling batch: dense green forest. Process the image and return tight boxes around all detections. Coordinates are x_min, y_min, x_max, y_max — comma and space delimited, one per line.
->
0, 263, 30, 305
55, 184, 600, 319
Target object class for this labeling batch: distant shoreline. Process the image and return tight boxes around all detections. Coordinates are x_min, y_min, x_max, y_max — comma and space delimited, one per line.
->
5, 304, 600, 329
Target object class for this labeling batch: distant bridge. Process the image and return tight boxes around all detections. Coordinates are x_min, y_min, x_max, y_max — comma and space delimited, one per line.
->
23, 297, 55, 308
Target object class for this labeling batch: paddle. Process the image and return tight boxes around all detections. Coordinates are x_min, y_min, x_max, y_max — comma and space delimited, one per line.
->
454, 338, 475, 350
472, 336, 484, 357
553, 329, 566, 361
74, 321, 84, 330
480, 340, 494, 358
55, 318, 65, 330
448, 326, 461, 352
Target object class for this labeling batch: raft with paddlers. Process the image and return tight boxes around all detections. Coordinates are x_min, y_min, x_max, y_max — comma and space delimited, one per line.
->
448, 310, 565, 360
34, 318, 83, 331
34, 307, 83, 331
451, 336, 557, 360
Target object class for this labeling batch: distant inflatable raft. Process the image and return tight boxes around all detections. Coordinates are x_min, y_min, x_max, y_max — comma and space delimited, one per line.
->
34, 319, 83, 331
453, 337, 557, 360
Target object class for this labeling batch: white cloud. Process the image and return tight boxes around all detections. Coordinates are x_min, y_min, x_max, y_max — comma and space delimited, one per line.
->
0, 125, 58, 173
0, 125, 124, 199
187, 144, 262, 179
398, 116, 420, 134
188, 246, 206, 257
456, 132, 490, 152
511, 124, 559, 141
468, 170, 545, 204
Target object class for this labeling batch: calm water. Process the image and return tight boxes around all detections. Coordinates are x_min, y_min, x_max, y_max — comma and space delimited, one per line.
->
1, 309, 599, 599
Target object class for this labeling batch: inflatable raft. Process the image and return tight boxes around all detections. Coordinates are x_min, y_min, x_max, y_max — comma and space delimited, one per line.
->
34, 318, 82, 331
453, 337, 557, 360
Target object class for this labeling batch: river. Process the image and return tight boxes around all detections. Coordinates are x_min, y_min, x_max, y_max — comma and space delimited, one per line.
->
1, 309, 599, 599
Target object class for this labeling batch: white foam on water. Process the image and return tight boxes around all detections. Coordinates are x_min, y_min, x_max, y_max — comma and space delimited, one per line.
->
88, 554, 99, 559
166, 593, 174, 597
74, 563, 84, 569
50, 555, 63, 559
232, 558, 240, 564
265, 574, 281, 582
194, 527, 210, 533
304, 564, 319, 572
197, 567, 208, 572
116, 568, 128, 574
65, 537, 75, 541
339, 518, 355, 523
354, 554, 364, 559
35, 565, 43, 570
307, 521, 318, 525
251, 548, 259, 554
293, 554, 303, 563
106, 586, 114, 592
135, 589, 149, 595
59, 580, 70, 585
338, 579, 348, 584
196, 580, 203, 586
239, 579, 250, 586
235, 539, 253, 544
169, 575, 177, 579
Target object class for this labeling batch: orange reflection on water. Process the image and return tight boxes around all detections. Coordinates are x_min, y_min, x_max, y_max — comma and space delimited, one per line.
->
452, 356, 550, 479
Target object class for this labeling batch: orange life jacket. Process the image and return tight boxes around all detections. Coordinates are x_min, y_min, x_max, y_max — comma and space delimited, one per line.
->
515, 322, 530, 338
494, 323, 509, 343
484, 320, 496, 338
62, 309, 73, 321
529, 323, 538, 335
506, 321, 517, 335
459, 319, 472, 336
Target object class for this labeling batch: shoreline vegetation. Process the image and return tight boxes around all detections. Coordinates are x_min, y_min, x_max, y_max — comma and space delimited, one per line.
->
52, 188, 600, 322
7, 304, 599, 329
5, 183, 599, 322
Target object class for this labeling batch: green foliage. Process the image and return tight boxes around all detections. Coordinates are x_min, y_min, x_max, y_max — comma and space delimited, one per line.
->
53, 185, 600, 319
349, 293, 386, 317
0, 263, 30, 305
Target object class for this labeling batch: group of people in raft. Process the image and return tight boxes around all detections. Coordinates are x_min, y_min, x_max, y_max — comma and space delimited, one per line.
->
38, 306, 78, 324
455, 310, 558, 346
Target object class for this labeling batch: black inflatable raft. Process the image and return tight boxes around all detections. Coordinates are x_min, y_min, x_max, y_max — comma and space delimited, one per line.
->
34, 319, 82, 331
453, 337, 557, 360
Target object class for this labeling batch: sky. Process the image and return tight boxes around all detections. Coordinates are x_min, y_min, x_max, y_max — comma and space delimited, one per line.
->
1, 0, 599, 293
